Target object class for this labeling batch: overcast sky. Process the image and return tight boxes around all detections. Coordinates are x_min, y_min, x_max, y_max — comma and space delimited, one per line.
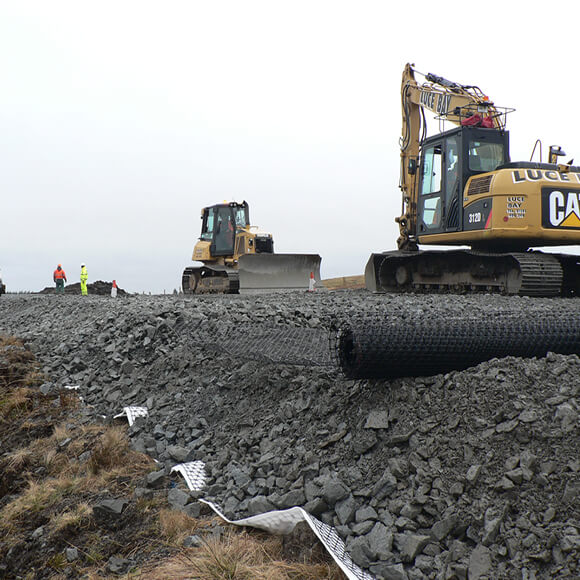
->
2, 1, 579, 293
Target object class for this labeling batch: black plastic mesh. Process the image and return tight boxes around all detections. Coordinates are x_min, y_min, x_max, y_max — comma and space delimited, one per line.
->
204, 323, 334, 366
337, 312, 580, 379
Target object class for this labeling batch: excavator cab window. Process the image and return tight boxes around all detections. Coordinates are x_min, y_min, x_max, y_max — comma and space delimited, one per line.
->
469, 139, 505, 173
419, 144, 443, 230
420, 145, 442, 195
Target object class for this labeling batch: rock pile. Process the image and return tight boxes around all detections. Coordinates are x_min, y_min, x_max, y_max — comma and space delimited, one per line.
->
0, 292, 578, 579
39, 280, 127, 296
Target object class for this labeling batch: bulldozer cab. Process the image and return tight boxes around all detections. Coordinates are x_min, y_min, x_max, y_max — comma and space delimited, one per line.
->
418, 126, 509, 235
200, 201, 250, 256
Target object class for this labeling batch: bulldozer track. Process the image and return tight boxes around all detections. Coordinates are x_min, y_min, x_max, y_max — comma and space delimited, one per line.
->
182, 267, 240, 295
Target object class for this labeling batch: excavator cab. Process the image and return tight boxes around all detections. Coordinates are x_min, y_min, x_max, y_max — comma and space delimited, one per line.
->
417, 126, 510, 235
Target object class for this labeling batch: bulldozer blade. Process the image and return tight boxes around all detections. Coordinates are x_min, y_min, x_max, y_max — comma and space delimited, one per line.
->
238, 254, 321, 291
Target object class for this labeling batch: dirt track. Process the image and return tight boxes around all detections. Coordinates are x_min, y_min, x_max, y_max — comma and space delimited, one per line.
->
0, 291, 578, 579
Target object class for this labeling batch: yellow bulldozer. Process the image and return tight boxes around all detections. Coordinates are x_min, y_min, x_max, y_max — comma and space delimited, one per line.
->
182, 201, 321, 294
366, 64, 580, 296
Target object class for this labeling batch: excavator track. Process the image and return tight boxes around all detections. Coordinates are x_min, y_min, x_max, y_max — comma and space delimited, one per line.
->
365, 250, 580, 297
182, 266, 240, 295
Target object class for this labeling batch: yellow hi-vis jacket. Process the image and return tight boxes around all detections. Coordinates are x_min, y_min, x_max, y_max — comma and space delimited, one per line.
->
80, 266, 88, 283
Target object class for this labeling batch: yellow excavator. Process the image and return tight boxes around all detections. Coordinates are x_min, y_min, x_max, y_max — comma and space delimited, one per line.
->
366, 64, 580, 296
182, 201, 321, 294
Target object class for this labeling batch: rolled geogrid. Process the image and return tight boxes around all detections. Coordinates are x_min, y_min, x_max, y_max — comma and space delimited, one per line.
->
337, 312, 580, 379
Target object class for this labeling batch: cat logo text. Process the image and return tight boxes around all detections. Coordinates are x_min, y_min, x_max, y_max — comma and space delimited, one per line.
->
542, 189, 580, 228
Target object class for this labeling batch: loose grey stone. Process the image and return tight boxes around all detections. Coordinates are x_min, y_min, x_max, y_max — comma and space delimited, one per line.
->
93, 498, 129, 516
183, 534, 203, 548
372, 469, 397, 501
364, 410, 390, 429
356, 505, 379, 523
346, 535, 373, 568
366, 521, 393, 560
468, 544, 492, 579
430, 516, 456, 542
145, 470, 166, 489
401, 534, 430, 562
466, 464, 482, 485
335, 494, 356, 526
321, 477, 350, 506
247, 495, 274, 516
370, 562, 408, 580
106, 556, 132, 574
167, 488, 189, 509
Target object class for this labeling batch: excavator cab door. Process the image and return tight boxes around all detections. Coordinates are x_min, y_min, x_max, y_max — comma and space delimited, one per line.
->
418, 132, 463, 234
418, 141, 446, 234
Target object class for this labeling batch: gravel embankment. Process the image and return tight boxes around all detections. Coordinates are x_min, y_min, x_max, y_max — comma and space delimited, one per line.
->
0, 291, 578, 579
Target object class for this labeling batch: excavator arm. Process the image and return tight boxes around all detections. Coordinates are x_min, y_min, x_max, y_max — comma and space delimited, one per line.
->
397, 63, 505, 249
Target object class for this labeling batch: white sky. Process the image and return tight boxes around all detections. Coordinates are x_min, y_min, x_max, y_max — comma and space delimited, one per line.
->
2, 1, 580, 293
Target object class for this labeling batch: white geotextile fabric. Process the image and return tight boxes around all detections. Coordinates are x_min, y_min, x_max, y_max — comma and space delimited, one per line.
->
170, 461, 207, 491
170, 461, 374, 580
113, 406, 149, 426
199, 499, 374, 580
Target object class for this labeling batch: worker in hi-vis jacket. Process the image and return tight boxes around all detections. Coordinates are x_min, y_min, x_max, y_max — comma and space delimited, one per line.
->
80, 263, 88, 296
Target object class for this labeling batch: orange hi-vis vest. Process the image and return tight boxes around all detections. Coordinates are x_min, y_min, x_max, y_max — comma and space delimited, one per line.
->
54, 268, 66, 280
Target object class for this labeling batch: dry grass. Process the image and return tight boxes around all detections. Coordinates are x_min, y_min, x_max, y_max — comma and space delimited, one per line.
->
142, 529, 343, 580
321, 275, 365, 290
51, 502, 93, 534
0, 386, 35, 418
0, 425, 155, 540
4, 446, 33, 471
87, 425, 132, 474
158, 508, 207, 545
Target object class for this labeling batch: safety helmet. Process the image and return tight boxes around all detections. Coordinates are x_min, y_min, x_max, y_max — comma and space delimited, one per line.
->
58, 264, 62, 268
81, 263, 85, 267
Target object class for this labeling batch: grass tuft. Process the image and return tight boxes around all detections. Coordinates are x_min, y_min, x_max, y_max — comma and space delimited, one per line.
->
142, 529, 343, 580
88, 426, 131, 474
52, 502, 93, 534
158, 509, 202, 545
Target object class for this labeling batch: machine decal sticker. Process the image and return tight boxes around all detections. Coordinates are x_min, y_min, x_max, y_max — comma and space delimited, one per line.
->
512, 169, 580, 184
420, 90, 451, 115
506, 196, 526, 219
464, 198, 492, 231
542, 189, 580, 228
484, 210, 492, 229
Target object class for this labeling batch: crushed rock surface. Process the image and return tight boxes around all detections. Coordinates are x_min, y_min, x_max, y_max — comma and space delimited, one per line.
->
0, 291, 578, 579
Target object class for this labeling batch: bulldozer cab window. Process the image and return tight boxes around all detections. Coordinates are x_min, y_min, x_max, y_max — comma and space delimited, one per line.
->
420, 145, 442, 195
469, 140, 504, 173
214, 206, 236, 254
234, 207, 247, 228
201, 212, 215, 241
